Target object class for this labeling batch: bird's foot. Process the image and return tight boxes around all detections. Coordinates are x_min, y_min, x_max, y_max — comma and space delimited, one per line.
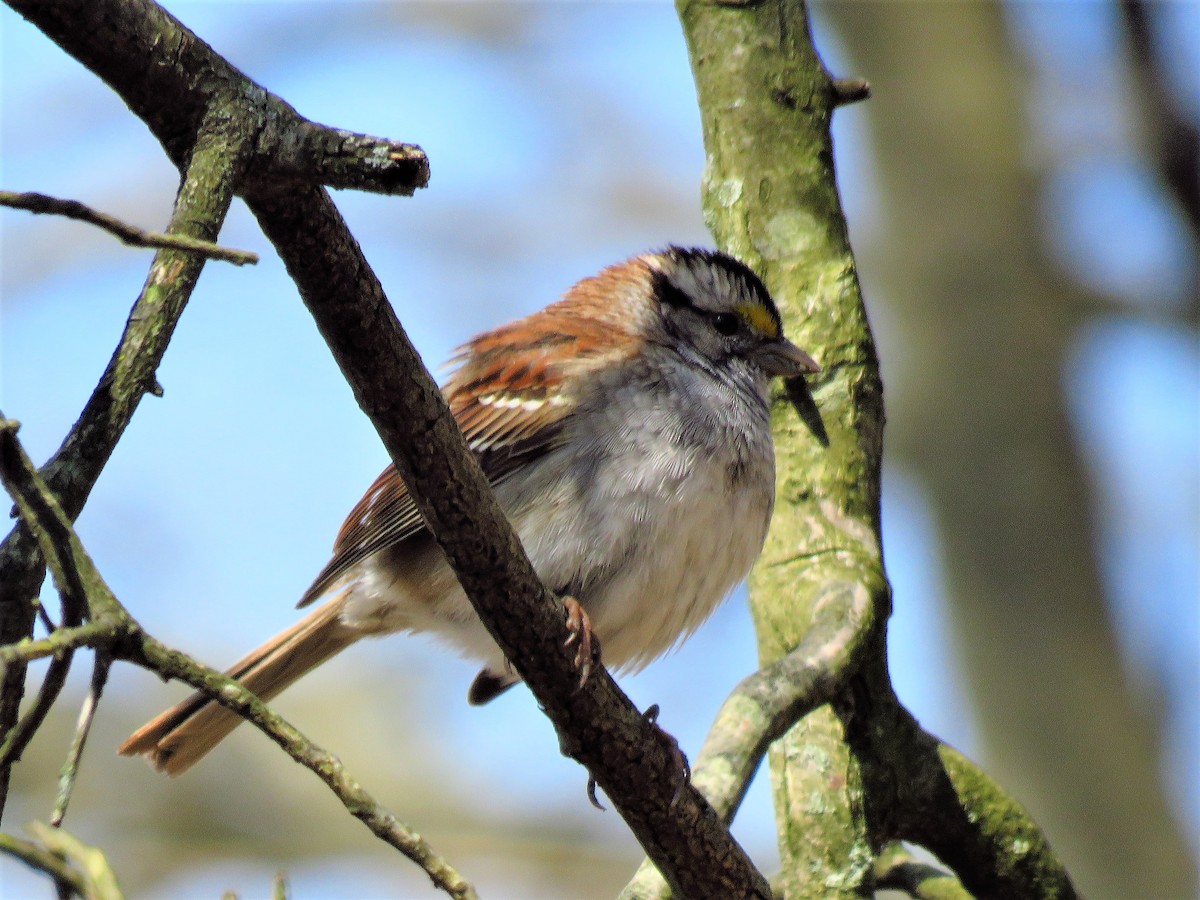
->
562, 595, 601, 690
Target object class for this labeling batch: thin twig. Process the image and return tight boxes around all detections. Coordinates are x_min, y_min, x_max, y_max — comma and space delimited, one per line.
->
132, 633, 478, 900
0, 650, 74, 771
0, 109, 255, 817
0, 190, 258, 265
830, 76, 871, 107
51, 651, 111, 827
0, 621, 115, 670
34, 597, 58, 634
0, 416, 93, 772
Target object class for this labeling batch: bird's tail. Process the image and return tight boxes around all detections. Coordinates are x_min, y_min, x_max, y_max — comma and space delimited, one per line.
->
119, 597, 359, 776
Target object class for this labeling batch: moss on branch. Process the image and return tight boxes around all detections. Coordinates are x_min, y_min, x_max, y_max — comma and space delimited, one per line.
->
675, 0, 1078, 896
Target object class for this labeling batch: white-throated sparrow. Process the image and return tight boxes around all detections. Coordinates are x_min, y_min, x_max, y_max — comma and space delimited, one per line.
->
121, 247, 819, 775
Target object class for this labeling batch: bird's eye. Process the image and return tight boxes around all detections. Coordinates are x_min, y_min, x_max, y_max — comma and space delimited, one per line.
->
711, 312, 740, 336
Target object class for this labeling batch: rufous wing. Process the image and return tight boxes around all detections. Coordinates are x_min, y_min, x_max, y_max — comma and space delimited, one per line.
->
297, 271, 644, 607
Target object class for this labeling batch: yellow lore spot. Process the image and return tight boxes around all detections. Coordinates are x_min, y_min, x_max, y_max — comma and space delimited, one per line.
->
738, 302, 779, 338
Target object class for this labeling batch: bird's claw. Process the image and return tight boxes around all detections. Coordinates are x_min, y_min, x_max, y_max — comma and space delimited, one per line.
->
582, 704, 691, 813
643, 703, 691, 810
562, 595, 601, 690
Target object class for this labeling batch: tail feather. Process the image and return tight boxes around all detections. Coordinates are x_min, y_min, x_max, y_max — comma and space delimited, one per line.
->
119, 597, 358, 776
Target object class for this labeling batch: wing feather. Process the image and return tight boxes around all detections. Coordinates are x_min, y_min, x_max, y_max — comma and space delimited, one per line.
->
296, 267, 648, 608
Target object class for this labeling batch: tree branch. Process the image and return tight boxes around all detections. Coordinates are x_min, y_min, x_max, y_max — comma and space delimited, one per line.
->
871, 843, 970, 900
0, 829, 91, 899
3, 0, 430, 192
51, 651, 111, 828
1120, 0, 1200, 324
0, 647, 75, 772
127, 633, 480, 899
24, 821, 123, 900
0, 104, 254, 816
266, 123, 430, 195
0, 191, 258, 264
896, 739, 1078, 898
0, 622, 114, 669
830, 77, 871, 107
243, 174, 771, 900
1120, 0, 1200, 247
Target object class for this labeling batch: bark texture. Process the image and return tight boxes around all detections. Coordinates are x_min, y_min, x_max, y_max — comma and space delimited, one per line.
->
677, 1, 1079, 896
822, 5, 1196, 895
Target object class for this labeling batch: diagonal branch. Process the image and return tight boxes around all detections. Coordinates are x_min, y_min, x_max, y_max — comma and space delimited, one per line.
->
0, 415, 118, 774
896, 738, 1077, 899
0, 648, 75, 773
687, 578, 873, 823
244, 177, 771, 900
127, 633, 480, 900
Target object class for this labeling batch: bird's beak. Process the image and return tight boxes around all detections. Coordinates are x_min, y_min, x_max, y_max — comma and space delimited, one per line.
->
753, 337, 820, 378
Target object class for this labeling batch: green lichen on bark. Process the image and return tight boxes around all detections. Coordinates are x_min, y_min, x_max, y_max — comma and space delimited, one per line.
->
677, 0, 885, 894
678, 3, 1081, 898
932, 744, 1077, 898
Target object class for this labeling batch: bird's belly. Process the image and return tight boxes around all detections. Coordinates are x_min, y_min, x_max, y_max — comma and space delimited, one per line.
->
515, 448, 773, 672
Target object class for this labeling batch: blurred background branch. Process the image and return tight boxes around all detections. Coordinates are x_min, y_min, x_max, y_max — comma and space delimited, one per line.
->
823, 4, 1197, 894
1119, 0, 1200, 327
1, 821, 121, 900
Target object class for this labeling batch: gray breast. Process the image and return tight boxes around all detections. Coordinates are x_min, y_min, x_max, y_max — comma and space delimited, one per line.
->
498, 350, 776, 670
